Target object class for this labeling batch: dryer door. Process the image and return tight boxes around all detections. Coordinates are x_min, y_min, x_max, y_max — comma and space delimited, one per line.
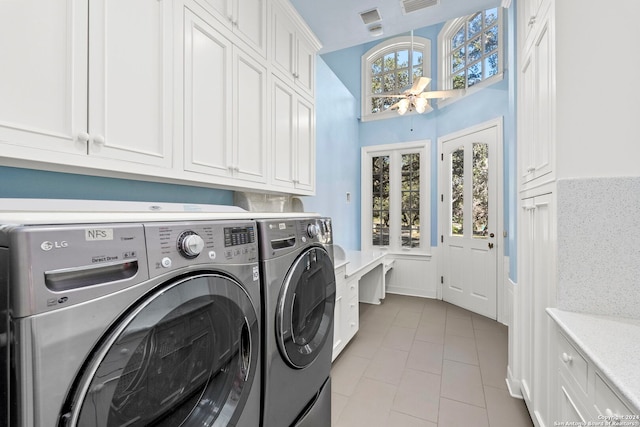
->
276, 247, 336, 368
63, 273, 259, 427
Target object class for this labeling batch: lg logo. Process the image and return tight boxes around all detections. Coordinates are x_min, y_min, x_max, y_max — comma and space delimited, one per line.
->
40, 241, 69, 251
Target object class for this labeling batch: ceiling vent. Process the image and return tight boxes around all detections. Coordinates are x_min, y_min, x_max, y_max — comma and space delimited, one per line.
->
401, 0, 439, 14
360, 8, 382, 25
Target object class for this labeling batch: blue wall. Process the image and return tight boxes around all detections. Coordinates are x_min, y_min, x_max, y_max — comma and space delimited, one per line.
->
302, 59, 361, 250
0, 166, 233, 205
318, 10, 517, 278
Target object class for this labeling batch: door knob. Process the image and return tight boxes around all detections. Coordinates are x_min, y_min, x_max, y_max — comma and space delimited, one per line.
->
489, 232, 495, 238
488, 242, 494, 249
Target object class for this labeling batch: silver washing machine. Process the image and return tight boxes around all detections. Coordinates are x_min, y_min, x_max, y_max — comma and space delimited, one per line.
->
0, 218, 262, 427
257, 217, 335, 427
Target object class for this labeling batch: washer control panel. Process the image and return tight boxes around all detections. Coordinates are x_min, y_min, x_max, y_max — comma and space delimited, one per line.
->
145, 220, 258, 278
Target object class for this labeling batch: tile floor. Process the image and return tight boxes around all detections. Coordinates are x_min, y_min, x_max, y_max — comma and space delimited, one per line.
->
330, 294, 533, 427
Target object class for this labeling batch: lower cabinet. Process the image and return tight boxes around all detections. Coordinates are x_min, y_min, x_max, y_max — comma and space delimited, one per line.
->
332, 265, 358, 361
553, 326, 637, 424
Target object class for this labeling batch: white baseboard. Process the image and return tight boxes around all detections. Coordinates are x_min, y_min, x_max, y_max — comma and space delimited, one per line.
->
506, 366, 523, 399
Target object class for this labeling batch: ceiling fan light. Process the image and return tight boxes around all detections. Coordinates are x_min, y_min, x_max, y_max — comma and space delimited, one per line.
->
414, 97, 428, 114
398, 98, 410, 115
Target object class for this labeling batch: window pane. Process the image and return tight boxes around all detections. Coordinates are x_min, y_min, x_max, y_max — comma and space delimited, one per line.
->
485, 8, 498, 27
485, 26, 498, 54
451, 148, 464, 236
468, 12, 482, 38
453, 71, 466, 89
397, 70, 409, 90
397, 50, 409, 69
401, 153, 420, 248
468, 37, 482, 62
383, 53, 395, 71
372, 76, 382, 94
452, 47, 465, 73
472, 143, 489, 239
413, 66, 423, 80
484, 53, 499, 78
383, 73, 395, 92
372, 58, 383, 75
452, 27, 465, 49
413, 50, 423, 66
372, 156, 390, 246
467, 62, 482, 87
371, 97, 383, 114
382, 97, 395, 111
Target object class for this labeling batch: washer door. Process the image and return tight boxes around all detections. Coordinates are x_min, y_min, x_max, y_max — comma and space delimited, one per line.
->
277, 247, 336, 369
64, 273, 259, 427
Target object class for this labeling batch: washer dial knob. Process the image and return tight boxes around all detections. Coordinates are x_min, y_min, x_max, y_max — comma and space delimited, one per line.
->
307, 223, 319, 238
178, 231, 205, 258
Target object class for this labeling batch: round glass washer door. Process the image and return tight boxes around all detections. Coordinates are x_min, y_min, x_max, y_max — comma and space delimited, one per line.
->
65, 273, 259, 427
276, 247, 336, 369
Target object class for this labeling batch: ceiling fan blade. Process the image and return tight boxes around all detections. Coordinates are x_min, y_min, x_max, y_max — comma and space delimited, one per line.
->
419, 89, 466, 99
409, 76, 431, 95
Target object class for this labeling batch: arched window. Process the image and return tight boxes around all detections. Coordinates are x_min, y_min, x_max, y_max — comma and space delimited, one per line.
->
361, 36, 431, 121
438, 8, 503, 97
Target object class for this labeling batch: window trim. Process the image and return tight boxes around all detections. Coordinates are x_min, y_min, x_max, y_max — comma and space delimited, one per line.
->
361, 140, 431, 254
437, 8, 505, 108
361, 36, 432, 122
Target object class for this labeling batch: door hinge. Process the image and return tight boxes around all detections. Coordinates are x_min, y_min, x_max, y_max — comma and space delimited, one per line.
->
440, 235, 443, 243
441, 276, 444, 284
441, 194, 443, 202
441, 153, 444, 161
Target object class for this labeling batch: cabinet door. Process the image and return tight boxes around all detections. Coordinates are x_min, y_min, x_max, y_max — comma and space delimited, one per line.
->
295, 36, 316, 97
232, 48, 267, 183
271, 2, 297, 82
518, 197, 536, 406
519, 7, 554, 189
0, 0, 88, 155
271, 78, 296, 189
88, 0, 173, 167
295, 97, 315, 192
234, 0, 266, 57
182, 8, 233, 178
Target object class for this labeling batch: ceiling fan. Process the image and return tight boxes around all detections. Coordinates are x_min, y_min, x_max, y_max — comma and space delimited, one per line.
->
373, 76, 465, 115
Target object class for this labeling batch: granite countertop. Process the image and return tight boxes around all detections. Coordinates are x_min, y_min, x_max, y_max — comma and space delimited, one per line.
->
547, 308, 640, 412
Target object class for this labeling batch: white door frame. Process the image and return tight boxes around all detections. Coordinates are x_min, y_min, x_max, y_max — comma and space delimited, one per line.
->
437, 117, 505, 322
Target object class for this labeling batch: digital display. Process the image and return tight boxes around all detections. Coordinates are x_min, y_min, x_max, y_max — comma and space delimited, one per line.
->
224, 226, 256, 247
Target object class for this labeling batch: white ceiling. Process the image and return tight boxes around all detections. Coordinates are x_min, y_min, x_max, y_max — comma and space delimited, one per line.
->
290, 0, 502, 54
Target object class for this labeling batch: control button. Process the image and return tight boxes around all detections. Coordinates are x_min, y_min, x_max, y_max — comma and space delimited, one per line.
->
177, 231, 205, 259
307, 224, 319, 238
161, 257, 172, 268
208, 250, 216, 260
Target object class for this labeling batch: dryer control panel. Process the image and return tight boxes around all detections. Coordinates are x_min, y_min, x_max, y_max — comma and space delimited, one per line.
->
145, 220, 258, 278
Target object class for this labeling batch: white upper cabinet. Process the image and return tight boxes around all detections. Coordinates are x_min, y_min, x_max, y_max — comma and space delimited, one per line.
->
518, 0, 554, 191
271, 77, 315, 192
0, 0, 173, 169
0, 0, 88, 156
194, 0, 267, 57
182, 5, 267, 185
88, 0, 173, 167
271, 0, 318, 98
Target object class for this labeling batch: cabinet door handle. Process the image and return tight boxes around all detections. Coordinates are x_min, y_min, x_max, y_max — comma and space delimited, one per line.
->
77, 132, 90, 143
528, 16, 536, 26
561, 352, 573, 363
93, 135, 105, 146
526, 166, 535, 173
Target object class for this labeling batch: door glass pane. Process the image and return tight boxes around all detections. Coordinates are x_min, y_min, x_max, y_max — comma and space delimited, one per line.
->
397, 49, 409, 68
451, 147, 464, 236
372, 156, 390, 246
472, 143, 489, 238
401, 153, 420, 248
